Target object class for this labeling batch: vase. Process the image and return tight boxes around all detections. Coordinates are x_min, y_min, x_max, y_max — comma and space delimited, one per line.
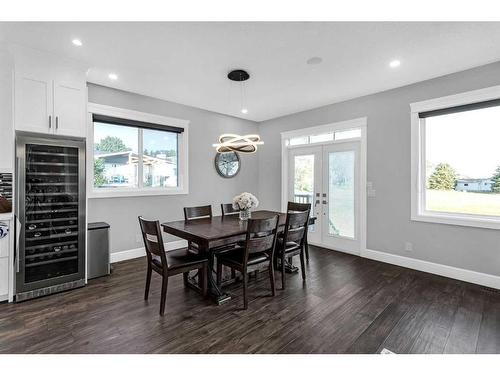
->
239, 209, 251, 221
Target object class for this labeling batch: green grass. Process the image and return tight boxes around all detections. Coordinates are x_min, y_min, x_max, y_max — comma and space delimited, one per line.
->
426, 189, 500, 216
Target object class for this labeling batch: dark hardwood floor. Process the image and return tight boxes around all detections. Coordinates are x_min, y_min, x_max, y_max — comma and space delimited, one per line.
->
1, 246, 499, 354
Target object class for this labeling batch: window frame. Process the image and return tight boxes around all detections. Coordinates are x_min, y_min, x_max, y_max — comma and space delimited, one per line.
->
87, 103, 189, 198
410, 85, 500, 230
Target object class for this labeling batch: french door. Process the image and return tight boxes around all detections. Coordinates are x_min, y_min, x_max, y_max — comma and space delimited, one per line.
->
288, 141, 362, 255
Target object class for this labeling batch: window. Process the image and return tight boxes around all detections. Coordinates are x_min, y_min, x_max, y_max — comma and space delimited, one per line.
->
411, 87, 500, 229
288, 128, 360, 147
88, 104, 189, 197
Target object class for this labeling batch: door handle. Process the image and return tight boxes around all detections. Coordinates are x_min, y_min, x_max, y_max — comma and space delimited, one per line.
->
314, 200, 320, 207
48, 115, 52, 129
55, 116, 59, 130
15, 216, 21, 273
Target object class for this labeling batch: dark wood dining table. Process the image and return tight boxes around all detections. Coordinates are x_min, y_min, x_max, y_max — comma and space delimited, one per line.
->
161, 210, 315, 305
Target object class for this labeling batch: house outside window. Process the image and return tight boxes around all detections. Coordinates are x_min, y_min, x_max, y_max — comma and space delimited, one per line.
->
411, 86, 500, 229
88, 104, 189, 198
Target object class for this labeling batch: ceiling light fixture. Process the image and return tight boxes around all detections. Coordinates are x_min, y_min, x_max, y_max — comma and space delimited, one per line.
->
227, 69, 250, 116
307, 56, 323, 65
213, 134, 264, 153
108, 73, 118, 80
389, 59, 401, 68
72, 39, 83, 47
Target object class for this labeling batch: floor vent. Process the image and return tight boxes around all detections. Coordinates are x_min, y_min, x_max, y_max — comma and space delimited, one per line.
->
481, 286, 500, 294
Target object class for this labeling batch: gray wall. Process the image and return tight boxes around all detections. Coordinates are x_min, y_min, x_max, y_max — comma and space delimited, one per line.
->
258, 62, 500, 277
87, 84, 260, 253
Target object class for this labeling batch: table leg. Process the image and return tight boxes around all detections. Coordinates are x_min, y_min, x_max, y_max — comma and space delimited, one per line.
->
205, 245, 232, 305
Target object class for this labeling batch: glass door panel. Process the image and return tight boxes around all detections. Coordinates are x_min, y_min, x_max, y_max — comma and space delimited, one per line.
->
322, 142, 360, 254
288, 146, 322, 244
328, 150, 355, 238
24, 143, 80, 283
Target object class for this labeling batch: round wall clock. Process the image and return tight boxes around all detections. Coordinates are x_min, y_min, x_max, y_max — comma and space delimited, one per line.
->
214, 151, 241, 178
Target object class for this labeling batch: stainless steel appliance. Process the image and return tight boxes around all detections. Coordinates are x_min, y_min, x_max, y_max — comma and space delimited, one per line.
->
15, 133, 86, 301
87, 222, 110, 279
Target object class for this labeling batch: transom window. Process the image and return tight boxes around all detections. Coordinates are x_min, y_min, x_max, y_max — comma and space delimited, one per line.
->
288, 128, 361, 146
88, 104, 189, 197
411, 88, 500, 229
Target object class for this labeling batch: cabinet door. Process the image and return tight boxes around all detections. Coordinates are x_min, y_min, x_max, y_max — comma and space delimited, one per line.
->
14, 72, 53, 134
0, 222, 9, 258
0, 257, 8, 299
53, 80, 86, 138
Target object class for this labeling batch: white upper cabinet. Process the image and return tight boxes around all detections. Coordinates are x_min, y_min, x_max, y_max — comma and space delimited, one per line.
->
13, 46, 87, 138
14, 70, 53, 134
53, 79, 86, 137
0, 46, 14, 172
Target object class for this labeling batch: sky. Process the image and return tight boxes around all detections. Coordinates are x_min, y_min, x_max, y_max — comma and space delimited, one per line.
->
425, 106, 500, 179
94, 122, 177, 153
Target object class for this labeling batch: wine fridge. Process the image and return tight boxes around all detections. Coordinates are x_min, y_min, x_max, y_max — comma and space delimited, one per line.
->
15, 133, 86, 301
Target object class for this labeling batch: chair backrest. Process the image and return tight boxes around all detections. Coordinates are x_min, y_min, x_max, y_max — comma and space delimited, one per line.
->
283, 210, 310, 246
287, 201, 311, 213
184, 205, 212, 221
221, 203, 240, 216
243, 215, 280, 265
138, 216, 168, 268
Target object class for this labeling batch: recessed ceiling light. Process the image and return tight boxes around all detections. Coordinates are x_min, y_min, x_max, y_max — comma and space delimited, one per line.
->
72, 39, 82, 47
389, 60, 401, 68
108, 73, 118, 80
241, 108, 248, 114
307, 56, 323, 65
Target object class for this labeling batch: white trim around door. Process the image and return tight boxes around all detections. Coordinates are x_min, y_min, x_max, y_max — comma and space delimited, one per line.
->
281, 117, 367, 256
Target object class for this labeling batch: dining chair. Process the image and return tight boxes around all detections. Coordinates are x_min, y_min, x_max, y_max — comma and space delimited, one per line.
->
216, 215, 280, 309
138, 216, 208, 316
286, 201, 312, 261
221, 203, 240, 216
276, 210, 310, 289
183, 205, 212, 253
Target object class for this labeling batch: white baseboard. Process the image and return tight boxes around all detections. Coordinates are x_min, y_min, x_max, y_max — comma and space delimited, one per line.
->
110, 239, 188, 263
363, 248, 500, 290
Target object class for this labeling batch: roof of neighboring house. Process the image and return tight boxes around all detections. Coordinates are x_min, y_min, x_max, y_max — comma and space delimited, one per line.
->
456, 178, 492, 183
95, 151, 176, 165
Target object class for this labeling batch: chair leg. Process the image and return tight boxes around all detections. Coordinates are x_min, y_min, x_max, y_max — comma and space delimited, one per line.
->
269, 259, 276, 296
304, 237, 310, 262
243, 271, 248, 310
202, 265, 208, 297
159, 274, 169, 316
144, 264, 152, 300
216, 260, 223, 288
183, 272, 189, 286
300, 249, 306, 281
281, 255, 286, 290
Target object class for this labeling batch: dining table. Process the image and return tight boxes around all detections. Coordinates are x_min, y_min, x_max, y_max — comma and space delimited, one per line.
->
161, 210, 316, 305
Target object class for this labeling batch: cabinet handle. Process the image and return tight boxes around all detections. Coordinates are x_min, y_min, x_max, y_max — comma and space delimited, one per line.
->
48, 115, 52, 129
56, 116, 59, 130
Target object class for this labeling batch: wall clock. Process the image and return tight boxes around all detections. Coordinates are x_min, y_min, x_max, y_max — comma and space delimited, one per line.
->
214, 151, 240, 178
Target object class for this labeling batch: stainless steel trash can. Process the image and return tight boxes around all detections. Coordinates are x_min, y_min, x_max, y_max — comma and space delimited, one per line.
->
87, 222, 110, 279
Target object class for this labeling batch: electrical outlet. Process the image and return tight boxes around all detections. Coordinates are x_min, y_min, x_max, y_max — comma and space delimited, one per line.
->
367, 181, 376, 197
404, 242, 413, 252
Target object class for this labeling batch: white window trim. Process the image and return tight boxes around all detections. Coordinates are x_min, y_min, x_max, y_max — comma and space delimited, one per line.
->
410, 85, 500, 230
87, 103, 189, 198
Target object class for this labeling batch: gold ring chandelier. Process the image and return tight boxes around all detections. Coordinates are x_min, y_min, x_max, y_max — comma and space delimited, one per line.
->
213, 134, 264, 153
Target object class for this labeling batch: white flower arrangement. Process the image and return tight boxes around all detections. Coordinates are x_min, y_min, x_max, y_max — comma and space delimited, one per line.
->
232, 192, 259, 211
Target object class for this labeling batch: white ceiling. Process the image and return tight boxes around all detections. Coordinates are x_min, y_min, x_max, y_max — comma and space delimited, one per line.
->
2, 22, 500, 122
